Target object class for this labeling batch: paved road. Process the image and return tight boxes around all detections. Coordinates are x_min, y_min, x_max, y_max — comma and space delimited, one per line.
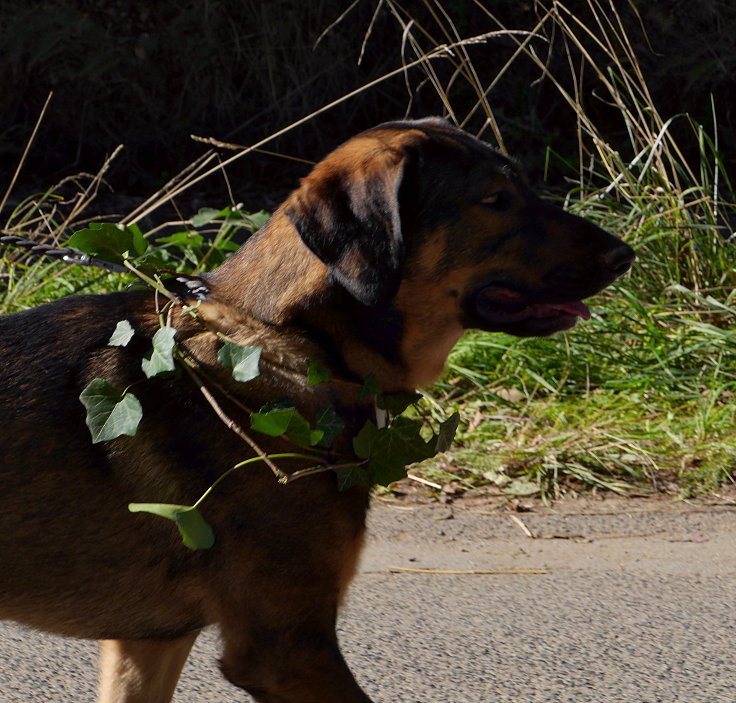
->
1, 498, 735, 702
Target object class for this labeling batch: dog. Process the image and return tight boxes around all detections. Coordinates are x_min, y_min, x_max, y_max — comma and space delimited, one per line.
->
0, 118, 634, 702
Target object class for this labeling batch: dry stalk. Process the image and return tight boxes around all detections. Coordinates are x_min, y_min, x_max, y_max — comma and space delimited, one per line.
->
387, 565, 547, 575
0, 92, 54, 216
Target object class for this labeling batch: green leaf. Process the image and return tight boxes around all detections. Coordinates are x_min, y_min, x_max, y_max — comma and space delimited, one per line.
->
368, 451, 407, 487
218, 342, 261, 382
79, 379, 142, 443
379, 416, 436, 464
133, 252, 168, 276
359, 373, 381, 400
128, 503, 215, 550
353, 417, 436, 487
203, 208, 270, 232
315, 405, 344, 448
250, 405, 323, 447
335, 465, 371, 491
352, 421, 407, 486
191, 207, 230, 227
66, 222, 147, 263
306, 358, 332, 386
352, 420, 380, 459
286, 415, 324, 447
158, 231, 205, 248
433, 412, 460, 453
250, 407, 292, 436
141, 326, 177, 378
108, 320, 135, 347
377, 391, 423, 414
126, 223, 144, 239
245, 211, 270, 230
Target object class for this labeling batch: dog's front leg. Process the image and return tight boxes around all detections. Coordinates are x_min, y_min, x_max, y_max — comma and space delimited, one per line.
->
97, 631, 199, 703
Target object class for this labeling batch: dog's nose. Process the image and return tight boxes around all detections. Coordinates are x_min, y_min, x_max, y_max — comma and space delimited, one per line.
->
599, 243, 635, 276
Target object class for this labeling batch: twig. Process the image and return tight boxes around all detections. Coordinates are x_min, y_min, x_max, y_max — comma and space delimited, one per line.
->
406, 472, 442, 489
387, 566, 547, 575
509, 514, 536, 538
179, 353, 358, 486
175, 342, 258, 416
179, 359, 287, 482
284, 460, 366, 484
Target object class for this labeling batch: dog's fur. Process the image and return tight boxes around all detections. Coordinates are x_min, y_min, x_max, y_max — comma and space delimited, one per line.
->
0, 119, 633, 702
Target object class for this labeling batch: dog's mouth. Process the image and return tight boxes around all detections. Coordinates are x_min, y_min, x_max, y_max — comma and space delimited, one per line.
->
470, 285, 592, 336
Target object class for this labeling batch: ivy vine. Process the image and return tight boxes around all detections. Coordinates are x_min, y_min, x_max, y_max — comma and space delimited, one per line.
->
69, 221, 460, 550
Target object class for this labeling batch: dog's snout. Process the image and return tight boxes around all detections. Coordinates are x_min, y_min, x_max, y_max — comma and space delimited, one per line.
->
599, 243, 635, 276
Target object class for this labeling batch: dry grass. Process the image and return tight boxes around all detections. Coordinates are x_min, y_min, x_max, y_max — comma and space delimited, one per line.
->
2, 0, 734, 498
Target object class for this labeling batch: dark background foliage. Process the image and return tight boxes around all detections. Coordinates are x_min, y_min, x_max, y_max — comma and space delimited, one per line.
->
1, 0, 734, 206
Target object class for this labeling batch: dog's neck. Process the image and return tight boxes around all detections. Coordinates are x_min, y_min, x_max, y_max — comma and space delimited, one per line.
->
205, 212, 459, 393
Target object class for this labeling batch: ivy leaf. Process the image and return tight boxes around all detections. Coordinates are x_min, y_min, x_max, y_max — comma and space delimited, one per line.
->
315, 405, 344, 448
218, 342, 261, 382
79, 379, 142, 443
352, 420, 379, 459
433, 412, 460, 453
377, 390, 423, 414
306, 358, 332, 386
366, 450, 407, 487
359, 373, 381, 400
108, 320, 135, 347
66, 222, 147, 264
335, 465, 371, 491
353, 417, 438, 487
141, 326, 177, 378
250, 405, 324, 447
249, 407, 292, 436
352, 421, 408, 487
378, 416, 436, 464
128, 503, 215, 550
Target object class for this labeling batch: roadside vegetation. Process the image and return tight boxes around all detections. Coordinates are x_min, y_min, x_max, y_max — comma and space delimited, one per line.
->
1, 0, 734, 501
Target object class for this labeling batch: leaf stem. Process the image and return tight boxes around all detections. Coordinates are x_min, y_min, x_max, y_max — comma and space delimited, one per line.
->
191, 452, 322, 508
284, 460, 366, 484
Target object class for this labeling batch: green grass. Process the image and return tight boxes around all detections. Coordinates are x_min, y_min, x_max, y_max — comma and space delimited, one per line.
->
2, 0, 734, 500
417, 316, 735, 501
389, 0, 736, 500
414, 149, 736, 499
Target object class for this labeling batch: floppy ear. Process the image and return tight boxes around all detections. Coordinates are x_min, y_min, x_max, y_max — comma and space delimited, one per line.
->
285, 147, 408, 306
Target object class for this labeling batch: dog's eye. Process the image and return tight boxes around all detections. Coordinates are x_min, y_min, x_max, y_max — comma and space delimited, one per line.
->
481, 191, 509, 211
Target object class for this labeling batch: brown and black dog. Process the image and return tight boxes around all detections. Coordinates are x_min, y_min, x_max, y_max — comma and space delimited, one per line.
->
0, 118, 633, 702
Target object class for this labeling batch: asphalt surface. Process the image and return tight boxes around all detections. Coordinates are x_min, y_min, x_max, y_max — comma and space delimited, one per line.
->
1, 497, 735, 702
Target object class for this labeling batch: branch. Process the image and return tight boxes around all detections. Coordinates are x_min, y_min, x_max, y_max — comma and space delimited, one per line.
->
178, 357, 288, 482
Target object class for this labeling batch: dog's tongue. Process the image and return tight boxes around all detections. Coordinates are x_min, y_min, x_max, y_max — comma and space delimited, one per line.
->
544, 301, 591, 320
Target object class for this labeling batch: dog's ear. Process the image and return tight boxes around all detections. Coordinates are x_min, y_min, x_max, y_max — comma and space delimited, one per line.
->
285, 146, 410, 306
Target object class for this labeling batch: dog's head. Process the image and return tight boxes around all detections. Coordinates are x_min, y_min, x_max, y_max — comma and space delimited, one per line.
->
285, 118, 634, 341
